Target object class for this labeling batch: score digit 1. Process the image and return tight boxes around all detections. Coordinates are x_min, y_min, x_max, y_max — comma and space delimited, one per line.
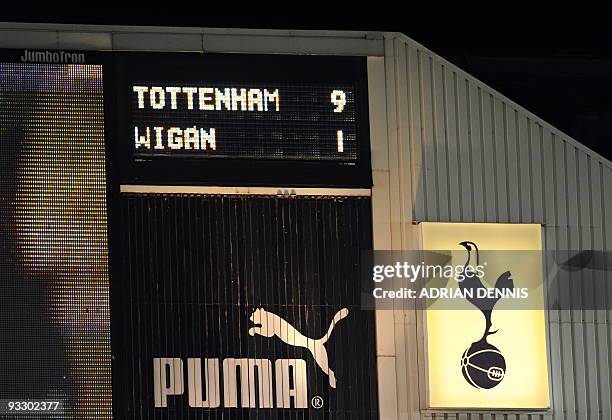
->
331, 90, 346, 152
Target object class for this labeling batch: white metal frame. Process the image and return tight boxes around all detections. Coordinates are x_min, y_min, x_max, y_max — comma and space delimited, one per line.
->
0, 22, 384, 56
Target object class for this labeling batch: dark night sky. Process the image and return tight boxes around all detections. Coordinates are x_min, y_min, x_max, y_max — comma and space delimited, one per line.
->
2, 9, 612, 160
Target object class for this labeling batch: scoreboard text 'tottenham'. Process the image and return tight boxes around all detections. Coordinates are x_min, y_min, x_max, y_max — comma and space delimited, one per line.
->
130, 84, 358, 161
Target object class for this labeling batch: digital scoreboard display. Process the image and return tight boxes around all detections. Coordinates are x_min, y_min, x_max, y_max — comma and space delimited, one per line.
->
114, 53, 371, 187
131, 84, 357, 160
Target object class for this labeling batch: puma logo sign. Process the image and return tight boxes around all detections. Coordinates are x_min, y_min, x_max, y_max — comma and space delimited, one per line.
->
248, 307, 349, 388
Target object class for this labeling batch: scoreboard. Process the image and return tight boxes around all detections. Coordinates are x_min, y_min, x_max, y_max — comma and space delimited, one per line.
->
130, 85, 356, 159
114, 53, 371, 187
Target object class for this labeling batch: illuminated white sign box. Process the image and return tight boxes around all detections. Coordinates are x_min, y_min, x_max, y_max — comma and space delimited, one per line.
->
418, 222, 550, 410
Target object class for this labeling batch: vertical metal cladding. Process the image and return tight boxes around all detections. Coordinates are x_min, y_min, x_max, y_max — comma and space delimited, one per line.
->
114, 193, 378, 419
378, 35, 612, 419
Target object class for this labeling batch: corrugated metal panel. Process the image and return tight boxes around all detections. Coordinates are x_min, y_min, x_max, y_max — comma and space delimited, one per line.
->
376, 35, 612, 419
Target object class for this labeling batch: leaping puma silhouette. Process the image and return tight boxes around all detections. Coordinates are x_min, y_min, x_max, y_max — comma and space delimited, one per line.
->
248, 307, 349, 388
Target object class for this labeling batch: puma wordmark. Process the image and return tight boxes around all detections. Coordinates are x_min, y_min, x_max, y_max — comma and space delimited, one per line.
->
154, 307, 349, 409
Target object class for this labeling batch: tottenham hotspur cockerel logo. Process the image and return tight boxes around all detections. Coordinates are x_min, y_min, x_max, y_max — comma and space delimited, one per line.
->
458, 241, 513, 389
249, 307, 349, 388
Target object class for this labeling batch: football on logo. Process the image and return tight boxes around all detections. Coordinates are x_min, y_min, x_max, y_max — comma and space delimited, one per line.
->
461, 340, 506, 389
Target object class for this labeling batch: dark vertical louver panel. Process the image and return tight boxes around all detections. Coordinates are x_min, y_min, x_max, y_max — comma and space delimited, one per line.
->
113, 194, 377, 419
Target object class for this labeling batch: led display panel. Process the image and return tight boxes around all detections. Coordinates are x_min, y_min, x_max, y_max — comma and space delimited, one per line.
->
0, 53, 111, 418
113, 53, 371, 187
